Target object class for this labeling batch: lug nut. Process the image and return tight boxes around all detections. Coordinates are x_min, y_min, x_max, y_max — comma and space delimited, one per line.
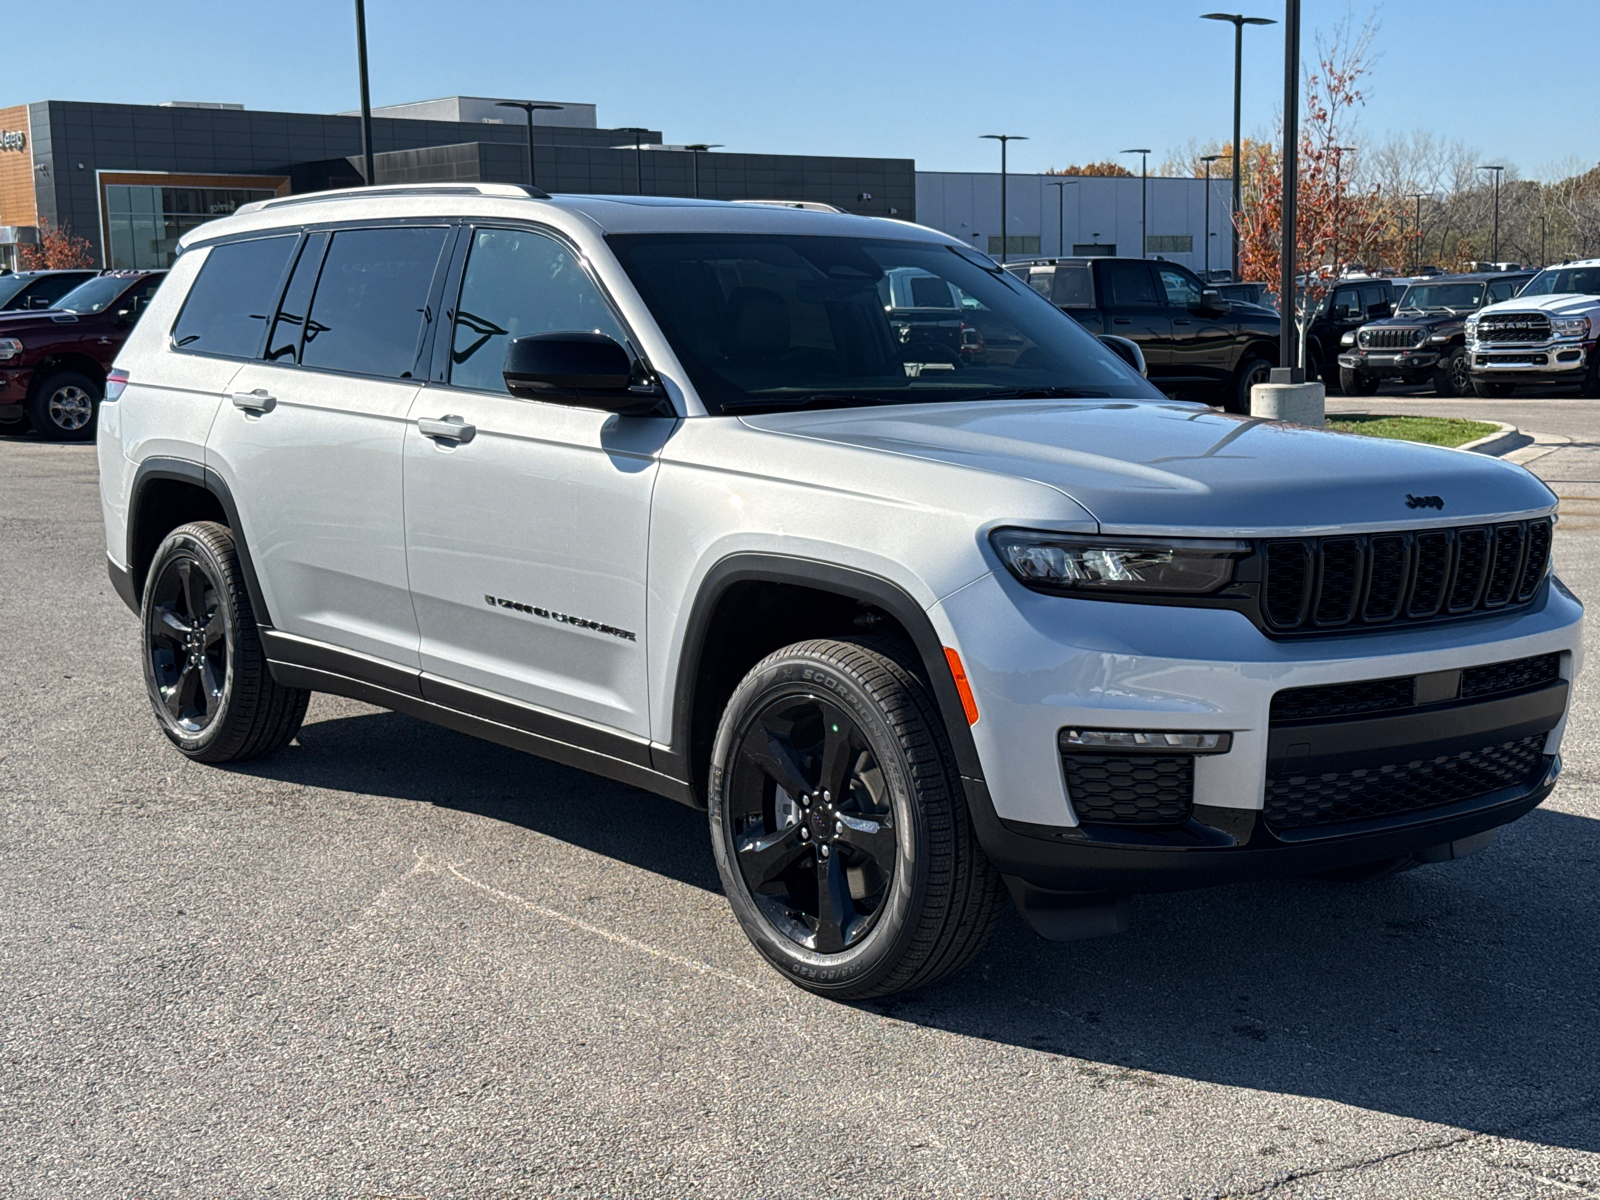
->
835, 821, 843, 835
822, 790, 831, 801
800, 827, 810, 840
801, 794, 811, 808
819, 845, 830, 858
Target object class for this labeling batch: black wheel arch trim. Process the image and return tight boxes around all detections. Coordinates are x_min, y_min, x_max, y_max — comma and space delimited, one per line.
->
127, 457, 273, 628
659, 553, 988, 794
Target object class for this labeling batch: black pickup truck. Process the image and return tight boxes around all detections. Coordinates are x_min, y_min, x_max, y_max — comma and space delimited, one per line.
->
1011, 257, 1278, 411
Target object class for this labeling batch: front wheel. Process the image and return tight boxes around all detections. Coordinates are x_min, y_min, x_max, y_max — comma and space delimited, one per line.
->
1433, 347, 1471, 397
27, 370, 100, 442
141, 521, 310, 763
708, 638, 1003, 999
1339, 366, 1381, 396
1472, 378, 1516, 398
1228, 355, 1274, 414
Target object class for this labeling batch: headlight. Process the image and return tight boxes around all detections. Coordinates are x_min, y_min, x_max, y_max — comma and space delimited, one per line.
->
1465, 318, 1480, 339
991, 529, 1250, 595
1429, 333, 1452, 343
1340, 331, 1356, 346
1553, 315, 1591, 339
0, 337, 21, 362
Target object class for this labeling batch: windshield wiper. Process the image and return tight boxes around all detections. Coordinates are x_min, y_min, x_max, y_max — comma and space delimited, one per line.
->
721, 393, 901, 413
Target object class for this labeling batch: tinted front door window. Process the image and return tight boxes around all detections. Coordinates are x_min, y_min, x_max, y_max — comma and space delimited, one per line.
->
449, 227, 627, 392
1156, 266, 1203, 309
300, 226, 449, 378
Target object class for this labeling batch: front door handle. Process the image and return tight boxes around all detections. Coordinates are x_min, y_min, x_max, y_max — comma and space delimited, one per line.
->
418, 415, 476, 443
1173, 319, 1192, 326
231, 389, 276, 414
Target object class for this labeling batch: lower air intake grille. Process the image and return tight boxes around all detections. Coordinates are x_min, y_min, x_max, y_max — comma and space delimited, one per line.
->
1063, 754, 1194, 826
1460, 651, 1561, 699
1270, 675, 1415, 722
1264, 734, 1547, 830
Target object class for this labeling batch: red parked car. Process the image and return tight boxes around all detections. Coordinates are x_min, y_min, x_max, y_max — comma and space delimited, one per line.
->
0, 270, 165, 441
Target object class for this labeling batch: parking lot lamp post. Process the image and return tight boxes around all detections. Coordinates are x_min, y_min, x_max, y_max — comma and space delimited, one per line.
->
1278, 0, 1302, 374
616, 128, 650, 195
1048, 180, 1073, 257
684, 144, 722, 199
354, 0, 375, 186
981, 134, 1027, 263
1122, 149, 1151, 257
496, 101, 563, 190
1201, 155, 1223, 279
1202, 12, 1277, 280
1478, 165, 1504, 263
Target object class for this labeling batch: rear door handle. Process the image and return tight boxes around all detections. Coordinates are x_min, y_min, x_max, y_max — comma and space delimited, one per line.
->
231, 389, 276, 414
417, 415, 476, 443
1173, 319, 1192, 326
1113, 317, 1132, 325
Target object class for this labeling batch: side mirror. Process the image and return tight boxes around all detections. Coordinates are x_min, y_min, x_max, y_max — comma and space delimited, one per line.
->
114, 307, 134, 326
502, 332, 663, 415
1098, 333, 1147, 377
1196, 289, 1231, 314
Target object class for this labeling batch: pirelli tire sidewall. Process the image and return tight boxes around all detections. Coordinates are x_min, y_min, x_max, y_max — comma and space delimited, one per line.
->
708, 647, 930, 994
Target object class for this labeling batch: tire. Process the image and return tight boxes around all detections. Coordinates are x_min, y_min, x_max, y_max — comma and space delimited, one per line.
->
27, 369, 100, 442
1581, 352, 1600, 400
1228, 355, 1273, 414
1339, 366, 1380, 396
708, 637, 1003, 1000
141, 521, 309, 763
1310, 855, 1418, 882
1471, 378, 1516, 398
1432, 347, 1472, 397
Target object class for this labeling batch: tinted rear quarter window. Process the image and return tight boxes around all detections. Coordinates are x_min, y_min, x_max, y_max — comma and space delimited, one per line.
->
300, 226, 450, 378
171, 235, 299, 358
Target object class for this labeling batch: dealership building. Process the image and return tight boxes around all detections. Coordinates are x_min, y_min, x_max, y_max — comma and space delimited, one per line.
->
0, 96, 915, 270
0, 95, 1229, 279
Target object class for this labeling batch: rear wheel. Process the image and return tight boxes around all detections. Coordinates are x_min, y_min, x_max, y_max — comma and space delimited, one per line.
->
708, 637, 1003, 999
1433, 347, 1472, 397
1472, 378, 1516, 398
141, 521, 309, 763
1339, 366, 1381, 396
1228, 355, 1273, 414
27, 370, 99, 442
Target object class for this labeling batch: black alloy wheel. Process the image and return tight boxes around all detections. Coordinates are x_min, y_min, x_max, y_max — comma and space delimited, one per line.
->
1434, 347, 1471, 397
709, 638, 1002, 999
146, 551, 228, 735
141, 521, 309, 762
724, 692, 898, 954
1229, 355, 1273, 414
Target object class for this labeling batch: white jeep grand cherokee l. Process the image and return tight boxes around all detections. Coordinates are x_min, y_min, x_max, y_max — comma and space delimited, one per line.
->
1466, 259, 1600, 397
98, 184, 1583, 999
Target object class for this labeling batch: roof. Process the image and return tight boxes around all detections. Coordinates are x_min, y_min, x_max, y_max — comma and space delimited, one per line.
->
1394, 270, 1535, 284
195, 183, 952, 247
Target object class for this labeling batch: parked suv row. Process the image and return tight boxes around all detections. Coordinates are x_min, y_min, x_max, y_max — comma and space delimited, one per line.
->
0, 270, 165, 440
99, 185, 1580, 1000
1466, 260, 1600, 397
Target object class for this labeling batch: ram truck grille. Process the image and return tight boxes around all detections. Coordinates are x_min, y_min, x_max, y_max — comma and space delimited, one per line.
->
1477, 313, 1552, 344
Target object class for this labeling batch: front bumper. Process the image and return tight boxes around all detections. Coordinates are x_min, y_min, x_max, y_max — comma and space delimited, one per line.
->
1468, 338, 1590, 380
1338, 347, 1442, 378
928, 569, 1583, 891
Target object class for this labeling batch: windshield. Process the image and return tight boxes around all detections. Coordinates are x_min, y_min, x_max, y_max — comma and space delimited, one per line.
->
0, 275, 34, 305
1519, 266, 1600, 298
1399, 282, 1484, 310
53, 276, 132, 315
607, 234, 1160, 414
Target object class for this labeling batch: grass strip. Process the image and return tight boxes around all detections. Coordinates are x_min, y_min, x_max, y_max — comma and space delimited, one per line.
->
1326, 414, 1502, 449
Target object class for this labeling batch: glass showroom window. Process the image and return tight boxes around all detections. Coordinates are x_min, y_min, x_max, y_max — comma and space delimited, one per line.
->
105, 186, 278, 269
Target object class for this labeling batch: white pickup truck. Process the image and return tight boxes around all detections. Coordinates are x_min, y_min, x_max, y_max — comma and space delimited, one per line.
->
1466, 259, 1600, 396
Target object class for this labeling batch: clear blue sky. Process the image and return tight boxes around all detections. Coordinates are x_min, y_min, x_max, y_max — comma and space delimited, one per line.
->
23, 0, 1598, 180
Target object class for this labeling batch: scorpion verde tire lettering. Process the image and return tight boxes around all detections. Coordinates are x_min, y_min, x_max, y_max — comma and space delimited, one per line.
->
141, 521, 310, 764
708, 636, 1003, 1000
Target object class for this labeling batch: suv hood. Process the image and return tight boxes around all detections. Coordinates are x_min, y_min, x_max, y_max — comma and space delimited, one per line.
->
743, 399, 1555, 536
1366, 309, 1466, 330
1477, 293, 1600, 317
0, 308, 81, 330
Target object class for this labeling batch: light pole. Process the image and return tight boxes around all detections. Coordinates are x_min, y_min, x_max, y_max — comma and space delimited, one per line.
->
496, 101, 563, 190
616, 127, 650, 195
683, 143, 722, 199
1047, 180, 1073, 257
980, 134, 1027, 263
1278, 0, 1302, 374
1201, 154, 1223, 279
1330, 145, 1357, 279
1202, 12, 1276, 280
1406, 191, 1428, 273
353, 0, 375, 186
1122, 149, 1151, 257
1478, 164, 1504, 263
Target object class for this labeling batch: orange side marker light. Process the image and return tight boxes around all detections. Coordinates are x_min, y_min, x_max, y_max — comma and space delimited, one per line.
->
943, 647, 980, 726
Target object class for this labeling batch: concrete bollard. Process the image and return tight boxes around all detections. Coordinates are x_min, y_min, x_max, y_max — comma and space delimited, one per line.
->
1250, 381, 1326, 426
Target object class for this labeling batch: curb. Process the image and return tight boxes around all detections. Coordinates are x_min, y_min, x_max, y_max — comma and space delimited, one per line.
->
1502, 430, 1572, 467
1458, 421, 1524, 457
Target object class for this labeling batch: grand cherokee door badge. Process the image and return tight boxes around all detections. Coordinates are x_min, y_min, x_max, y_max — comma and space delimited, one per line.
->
485, 594, 637, 642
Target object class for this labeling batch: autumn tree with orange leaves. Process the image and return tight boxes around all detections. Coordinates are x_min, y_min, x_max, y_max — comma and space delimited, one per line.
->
17, 218, 96, 270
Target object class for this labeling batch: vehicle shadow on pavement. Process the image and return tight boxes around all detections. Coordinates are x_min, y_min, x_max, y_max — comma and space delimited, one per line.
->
239, 707, 1600, 1153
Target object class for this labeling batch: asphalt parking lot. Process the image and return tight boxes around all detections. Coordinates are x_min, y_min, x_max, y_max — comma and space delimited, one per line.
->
4, 395, 1600, 1199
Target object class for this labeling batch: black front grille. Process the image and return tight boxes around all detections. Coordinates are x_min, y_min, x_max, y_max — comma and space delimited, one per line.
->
1360, 326, 1426, 350
1270, 652, 1562, 723
1477, 313, 1551, 344
1261, 519, 1551, 634
1264, 734, 1547, 830
1477, 353, 1548, 365
1461, 651, 1560, 699
1063, 754, 1193, 826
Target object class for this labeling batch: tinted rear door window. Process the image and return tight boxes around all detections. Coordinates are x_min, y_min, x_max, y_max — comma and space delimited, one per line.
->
171, 235, 298, 358
1100, 261, 1160, 306
1051, 265, 1093, 307
300, 226, 450, 378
